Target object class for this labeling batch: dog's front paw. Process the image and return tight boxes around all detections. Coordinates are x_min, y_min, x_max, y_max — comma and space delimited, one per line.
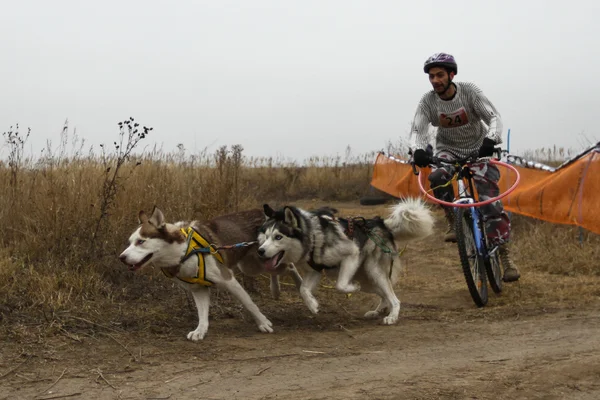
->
305, 297, 320, 315
257, 318, 274, 334
382, 315, 399, 325
300, 289, 320, 314
336, 282, 360, 294
187, 327, 208, 341
363, 310, 380, 319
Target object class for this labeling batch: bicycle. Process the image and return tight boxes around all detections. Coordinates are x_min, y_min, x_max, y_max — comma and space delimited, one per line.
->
411, 149, 520, 307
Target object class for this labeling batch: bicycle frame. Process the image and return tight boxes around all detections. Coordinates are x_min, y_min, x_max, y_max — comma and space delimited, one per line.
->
453, 167, 487, 259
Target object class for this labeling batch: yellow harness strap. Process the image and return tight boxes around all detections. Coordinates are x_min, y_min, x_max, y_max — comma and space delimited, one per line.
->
161, 227, 224, 286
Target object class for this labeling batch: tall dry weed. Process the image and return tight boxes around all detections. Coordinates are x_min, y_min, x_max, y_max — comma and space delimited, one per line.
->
0, 121, 374, 324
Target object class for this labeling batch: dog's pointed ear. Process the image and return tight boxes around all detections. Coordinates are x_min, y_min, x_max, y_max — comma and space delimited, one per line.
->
138, 210, 148, 224
263, 204, 275, 219
148, 206, 166, 229
283, 207, 299, 228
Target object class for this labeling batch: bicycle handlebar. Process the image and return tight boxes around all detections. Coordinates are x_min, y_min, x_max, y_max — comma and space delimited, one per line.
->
410, 147, 503, 175
410, 147, 521, 208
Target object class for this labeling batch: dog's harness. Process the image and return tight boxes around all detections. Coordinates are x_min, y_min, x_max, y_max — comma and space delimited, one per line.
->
306, 214, 339, 272
306, 217, 368, 272
339, 217, 367, 239
161, 227, 224, 286
306, 216, 405, 279
307, 252, 337, 272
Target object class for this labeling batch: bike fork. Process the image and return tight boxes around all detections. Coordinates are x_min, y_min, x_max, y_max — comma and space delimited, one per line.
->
470, 208, 485, 257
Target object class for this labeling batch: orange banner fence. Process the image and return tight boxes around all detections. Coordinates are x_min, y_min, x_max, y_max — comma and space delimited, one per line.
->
370, 145, 600, 235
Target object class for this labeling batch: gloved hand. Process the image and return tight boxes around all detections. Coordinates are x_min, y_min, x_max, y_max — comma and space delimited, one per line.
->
412, 148, 432, 167
478, 138, 496, 158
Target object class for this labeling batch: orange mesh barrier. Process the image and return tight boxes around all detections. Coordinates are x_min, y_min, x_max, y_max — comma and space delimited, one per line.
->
371, 151, 600, 235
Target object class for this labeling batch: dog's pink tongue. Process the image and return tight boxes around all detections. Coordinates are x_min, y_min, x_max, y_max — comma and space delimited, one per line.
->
264, 257, 278, 271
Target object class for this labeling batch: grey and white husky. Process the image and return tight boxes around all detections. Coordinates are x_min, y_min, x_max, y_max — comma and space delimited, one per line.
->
119, 207, 302, 341
257, 199, 434, 324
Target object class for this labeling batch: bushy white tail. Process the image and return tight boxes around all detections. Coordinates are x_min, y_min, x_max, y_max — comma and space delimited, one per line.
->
384, 198, 434, 242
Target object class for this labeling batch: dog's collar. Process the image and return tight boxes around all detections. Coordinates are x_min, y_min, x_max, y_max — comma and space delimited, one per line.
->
161, 227, 224, 286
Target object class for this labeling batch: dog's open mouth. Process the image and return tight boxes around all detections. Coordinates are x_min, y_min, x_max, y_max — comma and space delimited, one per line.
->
263, 251, 284, 272
129, 253, 153, 272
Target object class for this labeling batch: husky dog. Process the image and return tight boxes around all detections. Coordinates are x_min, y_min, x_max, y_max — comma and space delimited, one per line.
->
257, 199, 434, 325
119, 207, 302, 341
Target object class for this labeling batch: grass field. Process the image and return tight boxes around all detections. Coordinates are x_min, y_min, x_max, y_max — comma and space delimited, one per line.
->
1, 119, 598, 338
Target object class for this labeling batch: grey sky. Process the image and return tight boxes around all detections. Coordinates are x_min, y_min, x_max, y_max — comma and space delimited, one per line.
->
1, 0, 598, 161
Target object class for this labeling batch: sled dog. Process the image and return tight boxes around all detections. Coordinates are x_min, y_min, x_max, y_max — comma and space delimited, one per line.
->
119, 207, 302, 340
257, 199, 434, 324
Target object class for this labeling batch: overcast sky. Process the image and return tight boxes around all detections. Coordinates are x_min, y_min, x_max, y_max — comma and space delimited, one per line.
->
1, 0, 598, 161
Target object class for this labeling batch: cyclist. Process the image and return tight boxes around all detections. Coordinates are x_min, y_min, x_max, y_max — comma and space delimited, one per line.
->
408, 52, 520, 282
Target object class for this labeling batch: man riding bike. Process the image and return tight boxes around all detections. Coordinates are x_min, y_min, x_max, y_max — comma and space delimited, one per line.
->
408, 52, 520, 282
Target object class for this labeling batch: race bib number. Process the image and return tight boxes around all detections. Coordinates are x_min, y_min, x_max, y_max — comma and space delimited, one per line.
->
439, 107, 469, 128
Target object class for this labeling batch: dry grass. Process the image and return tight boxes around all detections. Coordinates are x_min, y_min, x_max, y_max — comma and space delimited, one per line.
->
510, 216, 600, 277
0, 120, 375, 332
1, 121, 598, 338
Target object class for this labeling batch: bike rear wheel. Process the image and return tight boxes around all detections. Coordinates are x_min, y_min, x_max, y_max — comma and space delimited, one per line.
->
455, 208, 488, 307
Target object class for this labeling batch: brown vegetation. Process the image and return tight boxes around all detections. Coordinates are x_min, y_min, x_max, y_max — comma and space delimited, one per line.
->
0, 120, 598, 340
0, 120, 376, 332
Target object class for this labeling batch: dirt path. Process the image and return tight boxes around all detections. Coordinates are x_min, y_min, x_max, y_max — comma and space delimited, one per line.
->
2, 203, 600, 400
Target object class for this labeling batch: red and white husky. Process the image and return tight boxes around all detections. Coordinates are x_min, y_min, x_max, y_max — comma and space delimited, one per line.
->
119, 207, 302, 341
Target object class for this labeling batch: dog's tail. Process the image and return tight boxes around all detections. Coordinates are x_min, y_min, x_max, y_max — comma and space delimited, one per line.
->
383, 197, 434, 242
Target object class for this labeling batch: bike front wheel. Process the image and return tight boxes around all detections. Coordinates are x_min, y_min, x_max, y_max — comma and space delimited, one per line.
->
485, 246, 503, 294
455, 208, 488, 307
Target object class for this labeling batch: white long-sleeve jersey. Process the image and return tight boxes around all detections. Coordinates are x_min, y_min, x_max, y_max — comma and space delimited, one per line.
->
409, 82, 503, 158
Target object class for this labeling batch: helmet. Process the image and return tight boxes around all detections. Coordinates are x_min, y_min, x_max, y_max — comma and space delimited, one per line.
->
423, 53, 458, 75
